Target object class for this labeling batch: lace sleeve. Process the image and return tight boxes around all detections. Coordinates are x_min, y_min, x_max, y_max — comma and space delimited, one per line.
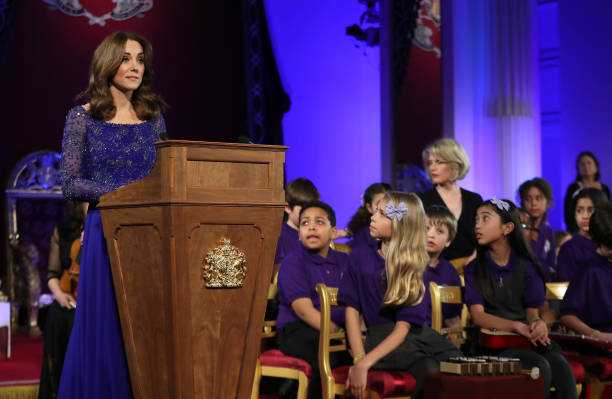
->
60, 107, 113, 201
153, 113, 168, 140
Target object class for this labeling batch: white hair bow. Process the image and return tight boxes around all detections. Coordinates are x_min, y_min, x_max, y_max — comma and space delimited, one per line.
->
385, 201, 409, 221
491, 197, 510, 212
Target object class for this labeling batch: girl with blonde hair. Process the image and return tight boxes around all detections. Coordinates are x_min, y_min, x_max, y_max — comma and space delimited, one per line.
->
341, 192, 460, 399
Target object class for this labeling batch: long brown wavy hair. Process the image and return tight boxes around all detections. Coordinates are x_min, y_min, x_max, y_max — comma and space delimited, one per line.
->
78, 31, 166, 121
382, 192, 428, 307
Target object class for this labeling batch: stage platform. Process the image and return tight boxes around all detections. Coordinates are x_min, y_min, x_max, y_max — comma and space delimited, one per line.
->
0, 334, 42, 399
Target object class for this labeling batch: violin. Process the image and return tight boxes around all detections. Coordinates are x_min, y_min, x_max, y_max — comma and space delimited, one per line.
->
59, 237, 81, 301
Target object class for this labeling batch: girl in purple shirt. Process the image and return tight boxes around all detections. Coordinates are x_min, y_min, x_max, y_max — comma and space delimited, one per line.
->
561, 202, 612, 340
557, 187, 608, 282
518, 178, 556, 281
337, 182, 392, 250
342, 192, 460, 399
466, 199, 577, 399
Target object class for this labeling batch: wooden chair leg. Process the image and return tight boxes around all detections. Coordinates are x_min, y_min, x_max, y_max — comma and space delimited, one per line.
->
587, 377, 611, 399
296, 372, 309, 399
251, 359, 262, 399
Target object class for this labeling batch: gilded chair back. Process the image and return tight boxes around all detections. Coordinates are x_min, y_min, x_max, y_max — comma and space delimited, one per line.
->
429, 281, 466, 346
316, 284, 348, 399
262, 273, 279, 338
545, 282, 569, 301
330, 241, 351, 255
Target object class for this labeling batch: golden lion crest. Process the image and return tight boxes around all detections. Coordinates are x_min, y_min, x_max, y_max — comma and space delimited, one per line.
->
202, 238, 247, 288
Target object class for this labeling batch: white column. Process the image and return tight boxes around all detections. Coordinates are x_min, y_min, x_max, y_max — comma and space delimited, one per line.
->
444, 0, 541, 200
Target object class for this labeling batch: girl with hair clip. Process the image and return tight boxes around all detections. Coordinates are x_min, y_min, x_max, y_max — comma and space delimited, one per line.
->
341, 192, 461, 399
337, 182, 392, 249
58, 31, 167, 399
465, 199, 577, 399
557, 187, 609, 282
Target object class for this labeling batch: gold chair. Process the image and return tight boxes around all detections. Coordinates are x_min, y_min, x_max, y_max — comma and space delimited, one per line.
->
545, 281, 569, 300
330, 241, 351, 255
317, 283, 413, 399
428, 282, 466, 347
251, 274, 310, 399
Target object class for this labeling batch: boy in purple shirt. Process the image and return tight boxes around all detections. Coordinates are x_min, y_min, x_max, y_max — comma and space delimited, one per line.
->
277, 200, 350, 399
561, 202, 612, 340
269, 178, 320, 324
274, 178, 320, 267
423, 206, 462, 328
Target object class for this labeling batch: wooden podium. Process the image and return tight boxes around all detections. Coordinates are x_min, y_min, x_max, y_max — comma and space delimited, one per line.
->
98, 140, 287, 399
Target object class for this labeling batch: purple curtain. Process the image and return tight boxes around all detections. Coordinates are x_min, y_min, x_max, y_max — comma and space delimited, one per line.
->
0, 0, 20, 74
392, 0, 421, 99
242, 0, 290, 145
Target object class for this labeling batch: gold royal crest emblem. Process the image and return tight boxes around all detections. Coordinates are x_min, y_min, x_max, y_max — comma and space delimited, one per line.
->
202, 238, 247, 288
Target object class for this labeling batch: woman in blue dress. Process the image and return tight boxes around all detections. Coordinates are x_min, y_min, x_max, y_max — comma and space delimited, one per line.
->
58, 31, 167, 399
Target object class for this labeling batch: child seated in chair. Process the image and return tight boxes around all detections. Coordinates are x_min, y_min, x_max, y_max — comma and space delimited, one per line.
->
424, 205, 462, 329
270, 178, 320, 322
464, 198, 577, 398
277, 200, 351, 399
341, 192, 461, 399
560, 202, 612, 342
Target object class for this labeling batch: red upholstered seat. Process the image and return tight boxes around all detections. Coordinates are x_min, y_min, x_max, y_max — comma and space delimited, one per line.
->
331, 365, 416, 398
259, 349, 312, 377
567, 359, 586, 382
564, 353, 612, 381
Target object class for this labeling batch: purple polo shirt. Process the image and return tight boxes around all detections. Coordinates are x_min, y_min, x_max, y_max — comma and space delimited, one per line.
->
351, 225, 379, 251
274, 222, 300, 265
339, 244, 428, 327
276, 244, 349, 330
531, 221, 556, 282
423, 257, 462, 324
556, 234, 598, 282
560, 254, 612, 333
464, 250, 546, 309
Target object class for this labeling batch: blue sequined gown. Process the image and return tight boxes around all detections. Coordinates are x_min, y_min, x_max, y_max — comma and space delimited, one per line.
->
58, 106, 166, 399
